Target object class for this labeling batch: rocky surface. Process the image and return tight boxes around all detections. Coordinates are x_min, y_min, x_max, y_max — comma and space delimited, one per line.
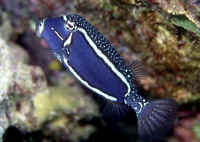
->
94, 0, 200, 105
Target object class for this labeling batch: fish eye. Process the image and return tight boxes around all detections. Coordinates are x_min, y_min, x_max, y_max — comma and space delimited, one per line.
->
61, 15, 77, 31
64, 20, 77, 31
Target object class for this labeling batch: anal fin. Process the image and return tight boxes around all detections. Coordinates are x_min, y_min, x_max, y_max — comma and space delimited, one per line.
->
102, 101, 131, 122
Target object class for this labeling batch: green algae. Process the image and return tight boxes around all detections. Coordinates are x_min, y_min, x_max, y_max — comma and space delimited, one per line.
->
193, 124, 200, 140
48, 60, 62, 71
33, 86, 98, 124
170, 15, 200, 37
35, 88, 81, 123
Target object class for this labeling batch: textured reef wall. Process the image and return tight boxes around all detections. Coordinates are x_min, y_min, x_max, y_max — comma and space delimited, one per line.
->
92, 0, 200, 105
0, 0, 200, 142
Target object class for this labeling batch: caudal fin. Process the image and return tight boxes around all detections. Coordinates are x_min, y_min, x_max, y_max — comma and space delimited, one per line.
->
137, 99, 178, 141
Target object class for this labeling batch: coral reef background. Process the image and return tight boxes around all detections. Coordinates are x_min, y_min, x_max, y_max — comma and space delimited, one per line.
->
0, 0, 200, 142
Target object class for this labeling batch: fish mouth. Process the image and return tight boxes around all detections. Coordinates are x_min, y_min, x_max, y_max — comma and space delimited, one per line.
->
36, 18, 46, 37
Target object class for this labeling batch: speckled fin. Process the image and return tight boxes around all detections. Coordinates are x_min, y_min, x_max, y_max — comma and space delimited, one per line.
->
137, 99, 178, 141
102, 102, 131, 121
128, 60, 146, 81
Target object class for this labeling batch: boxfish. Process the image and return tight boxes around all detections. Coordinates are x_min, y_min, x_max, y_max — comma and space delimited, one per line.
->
36, 14, 178, 141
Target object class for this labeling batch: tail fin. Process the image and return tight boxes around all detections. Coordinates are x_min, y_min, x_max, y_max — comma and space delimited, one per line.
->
137, 99, 178, 141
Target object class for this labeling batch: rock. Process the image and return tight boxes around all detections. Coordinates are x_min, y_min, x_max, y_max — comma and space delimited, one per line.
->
0, 101, 9, 142
0, 38, 13, 102
0, 37, 32, 99
0, 35, 47, 141
8, 72, 98, 141
0, 12, 14, 41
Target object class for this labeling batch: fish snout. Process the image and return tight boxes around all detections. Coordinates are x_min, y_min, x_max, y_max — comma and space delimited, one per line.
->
36, 18, 46, 37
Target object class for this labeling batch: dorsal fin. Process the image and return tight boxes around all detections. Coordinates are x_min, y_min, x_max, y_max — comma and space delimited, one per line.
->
128, 60, 147, 82
117, 45, 147, 82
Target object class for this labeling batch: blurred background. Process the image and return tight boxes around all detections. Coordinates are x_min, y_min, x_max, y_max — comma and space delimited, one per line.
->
0, 0, 200, 142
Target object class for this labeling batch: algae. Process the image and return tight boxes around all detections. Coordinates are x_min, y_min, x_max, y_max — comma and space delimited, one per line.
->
171, 15, 200, 37
193, 124, 200, 140
33, 87, 80, 123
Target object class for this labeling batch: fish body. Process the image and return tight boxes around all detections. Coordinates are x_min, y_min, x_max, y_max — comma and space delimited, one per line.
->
36, 14, 177, 141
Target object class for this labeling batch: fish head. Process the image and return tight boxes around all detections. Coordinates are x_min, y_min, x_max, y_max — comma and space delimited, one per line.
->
36, 15, 78, 61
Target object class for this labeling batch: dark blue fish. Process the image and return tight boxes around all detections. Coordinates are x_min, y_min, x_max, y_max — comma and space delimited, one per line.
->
36, 14, 178, 141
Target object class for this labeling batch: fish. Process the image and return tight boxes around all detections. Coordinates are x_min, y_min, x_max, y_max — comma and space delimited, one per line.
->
36, 14, 178, 141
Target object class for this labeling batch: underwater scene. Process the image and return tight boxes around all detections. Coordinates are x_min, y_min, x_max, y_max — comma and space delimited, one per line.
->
0, 0, 200, 142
